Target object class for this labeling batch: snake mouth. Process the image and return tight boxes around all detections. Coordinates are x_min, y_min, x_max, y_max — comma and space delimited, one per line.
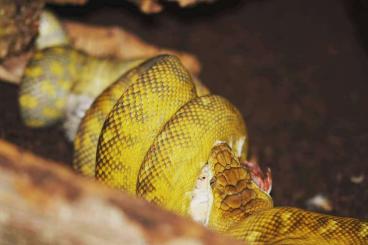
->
242, 161, 272, 195
189, 158, 272, 226
189, 164, 213, 225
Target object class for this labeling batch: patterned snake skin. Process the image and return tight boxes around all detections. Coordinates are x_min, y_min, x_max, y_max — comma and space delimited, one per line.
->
17, 11, 368, 245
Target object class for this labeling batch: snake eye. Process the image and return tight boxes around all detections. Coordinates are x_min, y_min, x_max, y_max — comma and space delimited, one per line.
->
210, 177, 216, 188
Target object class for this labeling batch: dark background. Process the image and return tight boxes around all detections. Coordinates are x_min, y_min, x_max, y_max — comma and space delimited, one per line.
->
1, 0, 367, 219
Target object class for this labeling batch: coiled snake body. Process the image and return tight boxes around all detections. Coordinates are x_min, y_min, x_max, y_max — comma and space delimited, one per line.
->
18, 13, 368, 245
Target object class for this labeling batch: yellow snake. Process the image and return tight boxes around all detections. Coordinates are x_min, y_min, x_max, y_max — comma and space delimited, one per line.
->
18, 11, 368, 245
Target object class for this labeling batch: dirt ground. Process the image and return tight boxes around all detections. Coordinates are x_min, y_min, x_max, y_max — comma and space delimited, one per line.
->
1, 0, 367, 220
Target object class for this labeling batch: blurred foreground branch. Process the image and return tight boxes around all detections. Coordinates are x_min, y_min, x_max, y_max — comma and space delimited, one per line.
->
0, 139, 241, 245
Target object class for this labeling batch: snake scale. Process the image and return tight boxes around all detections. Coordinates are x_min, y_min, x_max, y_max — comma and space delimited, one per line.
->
17, 11, 368, 244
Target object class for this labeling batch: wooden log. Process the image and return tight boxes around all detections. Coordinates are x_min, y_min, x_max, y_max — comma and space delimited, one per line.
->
0, 140, 242, 245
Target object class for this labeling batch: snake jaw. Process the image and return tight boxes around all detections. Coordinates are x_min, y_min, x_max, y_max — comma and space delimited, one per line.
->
189, 164, 213, 226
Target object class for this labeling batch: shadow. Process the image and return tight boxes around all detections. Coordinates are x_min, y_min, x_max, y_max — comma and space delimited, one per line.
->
48, 0, 263, 26
162, 0, 252, 21
343, 0, 368, 55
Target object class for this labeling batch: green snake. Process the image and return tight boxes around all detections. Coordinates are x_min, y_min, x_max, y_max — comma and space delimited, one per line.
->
17, 11, 368, 244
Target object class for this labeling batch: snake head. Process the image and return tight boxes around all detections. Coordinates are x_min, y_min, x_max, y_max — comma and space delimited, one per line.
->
207, 143, 273, 233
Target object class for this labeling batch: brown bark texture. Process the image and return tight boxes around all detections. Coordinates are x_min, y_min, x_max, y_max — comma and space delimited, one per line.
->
0, 0, 44, 59
0, 139, 242, 245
